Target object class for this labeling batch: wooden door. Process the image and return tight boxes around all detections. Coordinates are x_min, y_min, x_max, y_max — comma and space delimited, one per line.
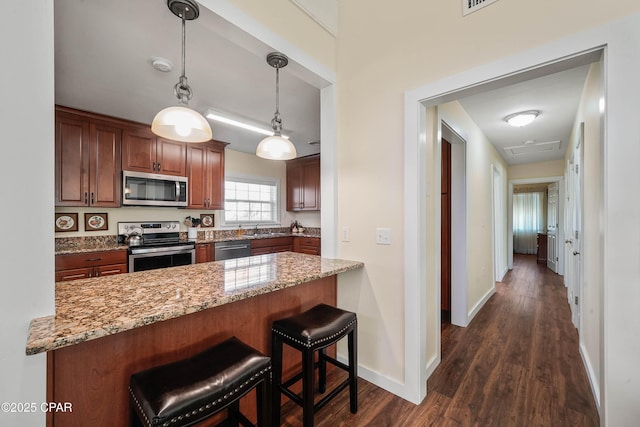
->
55, 112, 90, 206
122, 127, 157, 173
156, 137, 186, 176
441, 139, 452, 315
89, 122, 121, 207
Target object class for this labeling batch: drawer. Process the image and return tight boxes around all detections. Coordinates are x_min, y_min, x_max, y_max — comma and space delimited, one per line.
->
55, 250, 128, 270
297, 237, 320, 247
250, 237, 293, 249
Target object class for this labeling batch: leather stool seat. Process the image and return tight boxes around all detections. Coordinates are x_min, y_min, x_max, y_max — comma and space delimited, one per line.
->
129, 337, 271, 427
271, 304, 357, 427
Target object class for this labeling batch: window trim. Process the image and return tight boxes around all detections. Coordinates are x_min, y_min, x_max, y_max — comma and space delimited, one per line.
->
221, 174, 281, 228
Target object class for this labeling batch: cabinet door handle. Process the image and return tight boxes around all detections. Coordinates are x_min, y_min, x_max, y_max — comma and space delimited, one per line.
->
84, 258, 102, 262
91, 192, 94, 205
157, 162, 161, 171
153, 162, 157, 171
84, 192, 88, 205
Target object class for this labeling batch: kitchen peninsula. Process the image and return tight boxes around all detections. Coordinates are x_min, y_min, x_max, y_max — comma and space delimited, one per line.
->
27, 252, 363, 426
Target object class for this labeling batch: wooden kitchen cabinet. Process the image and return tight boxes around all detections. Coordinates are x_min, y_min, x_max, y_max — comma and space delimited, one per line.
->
55, 250, 128, 281
195, 243, 214, 263
55, 108, 122, 207
286, 154, 320, 212
250, 237, 293, 255
122, 128, 187, 177
187, 141, 227, 210
293, 237, 321, 255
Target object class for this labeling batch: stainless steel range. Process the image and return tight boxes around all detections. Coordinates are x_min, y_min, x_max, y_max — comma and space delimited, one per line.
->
117, 221, 195, 273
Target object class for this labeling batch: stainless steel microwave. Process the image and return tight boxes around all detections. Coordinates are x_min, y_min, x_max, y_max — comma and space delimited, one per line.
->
122, 171, 188, 207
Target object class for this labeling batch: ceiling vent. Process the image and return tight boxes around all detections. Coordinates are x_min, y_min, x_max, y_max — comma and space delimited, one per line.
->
463, 0, 499, 16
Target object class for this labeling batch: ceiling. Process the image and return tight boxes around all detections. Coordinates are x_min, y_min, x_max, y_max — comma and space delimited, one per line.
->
56, 1, 593, 165
54, 0, 323, 157
457, 65, 591, 165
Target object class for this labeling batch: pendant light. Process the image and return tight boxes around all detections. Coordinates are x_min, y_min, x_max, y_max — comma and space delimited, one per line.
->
256, 52, 297, 160
151, 0, 212, 143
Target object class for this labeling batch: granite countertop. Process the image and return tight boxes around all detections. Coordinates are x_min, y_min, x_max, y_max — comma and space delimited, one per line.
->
27, 252, 363, 355
55, 232, 320, 255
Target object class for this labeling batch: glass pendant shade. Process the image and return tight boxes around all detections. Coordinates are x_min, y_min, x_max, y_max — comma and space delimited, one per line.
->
256, 135, 297, 160
152, 105, 212, 143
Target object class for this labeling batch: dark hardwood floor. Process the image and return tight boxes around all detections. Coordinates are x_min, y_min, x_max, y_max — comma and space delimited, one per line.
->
279, 254, 600, 426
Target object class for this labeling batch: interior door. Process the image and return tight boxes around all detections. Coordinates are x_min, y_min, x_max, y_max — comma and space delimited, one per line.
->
570, 124, 584, 330
547, 183, 559, 272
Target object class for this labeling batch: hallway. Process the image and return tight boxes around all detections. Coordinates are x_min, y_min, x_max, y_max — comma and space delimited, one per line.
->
280, 254, 599, 426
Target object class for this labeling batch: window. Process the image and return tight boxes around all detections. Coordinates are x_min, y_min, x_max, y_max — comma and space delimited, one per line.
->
223, 176, 280, 226
513, 191, 545, 254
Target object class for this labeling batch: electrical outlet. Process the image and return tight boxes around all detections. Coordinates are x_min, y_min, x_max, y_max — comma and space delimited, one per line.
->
376, 228, 391, 245
342, 226, 350, 242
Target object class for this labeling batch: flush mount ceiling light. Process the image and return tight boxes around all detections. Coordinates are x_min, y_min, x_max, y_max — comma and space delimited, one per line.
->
256, 52, 297, 160
151, 0, 212, 143
505, 110, 539, 127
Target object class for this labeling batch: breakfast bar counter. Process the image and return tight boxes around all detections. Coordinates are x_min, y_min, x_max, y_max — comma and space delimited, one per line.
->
27, 252, 363, 426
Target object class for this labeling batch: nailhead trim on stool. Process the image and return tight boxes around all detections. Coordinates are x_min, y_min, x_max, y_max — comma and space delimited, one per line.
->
129, 337, 271, 427
271, 304, 357, 427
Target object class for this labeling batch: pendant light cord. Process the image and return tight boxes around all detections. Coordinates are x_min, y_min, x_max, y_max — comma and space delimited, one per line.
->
175, 14, 193, 104
271, 66, 283, 135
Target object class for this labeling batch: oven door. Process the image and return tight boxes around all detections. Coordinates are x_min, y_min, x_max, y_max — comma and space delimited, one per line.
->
129, 248, 195, 273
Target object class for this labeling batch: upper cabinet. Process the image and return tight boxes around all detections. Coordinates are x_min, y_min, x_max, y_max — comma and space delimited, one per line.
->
286, 154, 320, 212
55, 107, 122, 207
122, 128, 186, 177
187, 141, 227, 210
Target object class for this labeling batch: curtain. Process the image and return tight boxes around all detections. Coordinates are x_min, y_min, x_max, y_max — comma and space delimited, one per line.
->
513, 192, 544, 254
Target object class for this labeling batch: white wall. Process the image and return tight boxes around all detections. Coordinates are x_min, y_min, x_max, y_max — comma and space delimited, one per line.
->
508, 159, 565, 181
0, 1, 54, 426
339, 1, 640, 423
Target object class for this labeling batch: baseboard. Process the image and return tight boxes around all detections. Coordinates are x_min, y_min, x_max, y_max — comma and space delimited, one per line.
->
497, 266, 508, 282
468, 286, 496, 323
579, 343, 601, 414
336, 354, 415, 403
425, 353, 440, 379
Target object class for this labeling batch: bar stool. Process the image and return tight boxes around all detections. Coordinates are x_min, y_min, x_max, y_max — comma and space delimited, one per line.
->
129, 336, 271, 427
271, 304, 357, 427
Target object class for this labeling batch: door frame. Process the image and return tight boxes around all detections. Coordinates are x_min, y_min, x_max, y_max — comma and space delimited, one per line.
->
403, 27, 620, 404
493, 164, 507, 282
507, 176, 565, 272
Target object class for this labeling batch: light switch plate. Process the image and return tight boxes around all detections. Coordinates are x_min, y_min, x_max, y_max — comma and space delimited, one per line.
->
376, 228, 391, 245
342, 226, 350, 242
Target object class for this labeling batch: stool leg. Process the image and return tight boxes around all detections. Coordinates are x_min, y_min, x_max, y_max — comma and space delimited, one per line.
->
256, 376, 271, 427
302, 348, 315, 427
228, 399, 240, 427
271, 334, 283, 427
348, 327, 358, 414
318, 348, 327, 394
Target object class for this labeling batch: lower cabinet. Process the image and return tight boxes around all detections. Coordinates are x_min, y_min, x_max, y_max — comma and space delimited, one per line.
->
250, 236, 321, 256
250, 237, 293, 256
55, 250, 128, 281
293, 237, 321, 256
196, 243, 215, 263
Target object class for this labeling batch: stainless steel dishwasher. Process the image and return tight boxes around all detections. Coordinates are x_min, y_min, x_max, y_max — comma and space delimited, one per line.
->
214, 240, 251, 260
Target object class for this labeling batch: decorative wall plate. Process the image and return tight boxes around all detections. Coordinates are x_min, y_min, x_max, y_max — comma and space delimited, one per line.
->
55, 213, 78, 232
200, 213, 214, 228
85, 213, 108, 231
